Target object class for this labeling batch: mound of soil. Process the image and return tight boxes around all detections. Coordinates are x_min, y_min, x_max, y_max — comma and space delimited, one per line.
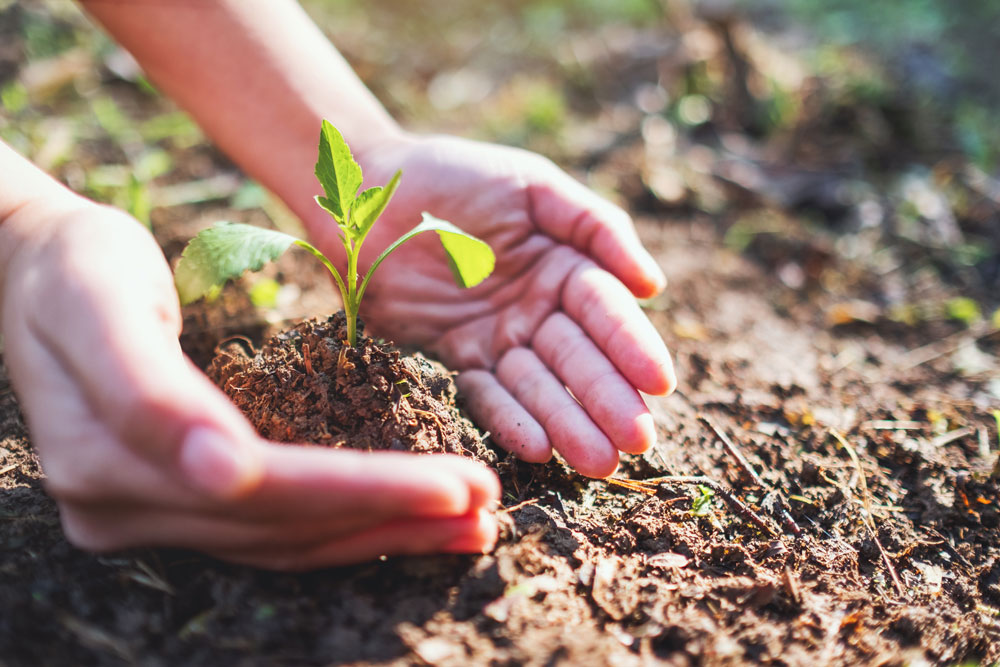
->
207, 311, 495, 464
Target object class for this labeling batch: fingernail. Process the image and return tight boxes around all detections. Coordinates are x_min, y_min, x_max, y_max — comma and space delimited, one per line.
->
632, 413, 658, 453
643, 252, 667, 292
179, 426, 261, 498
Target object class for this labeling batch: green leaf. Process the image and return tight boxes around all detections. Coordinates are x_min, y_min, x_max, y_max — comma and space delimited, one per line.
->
353, 170, 402, 241
356, 212, 495, 305
314, 195, 341, 220
174, 222, 297, 305
432, 217, 496, 288
314, 120, 363, 222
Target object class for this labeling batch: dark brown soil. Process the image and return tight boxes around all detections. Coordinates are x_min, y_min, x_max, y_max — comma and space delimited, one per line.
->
2, 219, 998, 666
207, 312, 494, 462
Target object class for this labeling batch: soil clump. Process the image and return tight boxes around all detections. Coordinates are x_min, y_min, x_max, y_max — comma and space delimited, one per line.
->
207, 311, 495, 464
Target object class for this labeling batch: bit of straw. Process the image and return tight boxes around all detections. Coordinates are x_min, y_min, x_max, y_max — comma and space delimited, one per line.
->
498, 497, 540, 514
829, 428, 905, 598
930, 427, 974, 449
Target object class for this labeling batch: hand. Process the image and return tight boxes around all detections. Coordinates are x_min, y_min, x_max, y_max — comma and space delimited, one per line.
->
307, 135, 677, 478
0, 199, 499, 570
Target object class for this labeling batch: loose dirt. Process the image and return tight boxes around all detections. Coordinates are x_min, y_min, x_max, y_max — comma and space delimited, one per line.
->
1, 217, 997, 666
208, 312, 494, 462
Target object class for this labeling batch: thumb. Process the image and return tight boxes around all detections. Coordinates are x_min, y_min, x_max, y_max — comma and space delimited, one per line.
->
24, 213, 264, 499
527, 165, 666, 299
54, 295, 264, 501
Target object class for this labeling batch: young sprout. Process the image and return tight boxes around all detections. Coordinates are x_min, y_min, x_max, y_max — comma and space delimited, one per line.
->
174, 120, 495, 346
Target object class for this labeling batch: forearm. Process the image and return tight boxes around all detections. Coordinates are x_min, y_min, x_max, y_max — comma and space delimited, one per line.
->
79, 0, 406, 233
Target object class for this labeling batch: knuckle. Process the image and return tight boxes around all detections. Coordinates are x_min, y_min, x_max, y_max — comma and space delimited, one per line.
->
437, 328, 493, 370
42, 462, 104, 506
58, 507, 124, 553
548, 330, 589, 376
579, 370, 621, 409
106, 386, 182, 446
493, 315, 533, 352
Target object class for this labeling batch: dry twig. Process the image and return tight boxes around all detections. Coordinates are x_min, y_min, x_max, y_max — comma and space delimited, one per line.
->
930, 427, 975, 449
900, 324, 999, 371
301, 342, 314, 375
699, 415, 802, 537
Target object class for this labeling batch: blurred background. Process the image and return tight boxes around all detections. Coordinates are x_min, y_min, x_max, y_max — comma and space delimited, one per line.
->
1, 0, 998, 337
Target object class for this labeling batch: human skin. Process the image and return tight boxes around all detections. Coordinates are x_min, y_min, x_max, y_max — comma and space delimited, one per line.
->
0, 0, 676, 569
0, 142, 500, 570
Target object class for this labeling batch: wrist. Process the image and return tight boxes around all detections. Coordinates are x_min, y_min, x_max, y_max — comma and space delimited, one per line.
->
0, 141, 86, 280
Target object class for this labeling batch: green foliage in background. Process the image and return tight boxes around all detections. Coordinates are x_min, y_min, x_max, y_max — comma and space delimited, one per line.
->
753, 0, 1000, 168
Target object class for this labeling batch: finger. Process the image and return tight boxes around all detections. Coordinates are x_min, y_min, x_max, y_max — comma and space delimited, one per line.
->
22, 363, 498, 521
5, 308, 254, 508
532, 313, 656, 454
225, 446, 500, 522
496, 347, 618, 478
52, 436, 499, 545
60, 505, 498, 569
430, 241, 572, 370
527, 168, 666, 298
209, 508, 498, 571
561, 261, 676, 396
456, 369, 551, 462
58, 503, 392, 553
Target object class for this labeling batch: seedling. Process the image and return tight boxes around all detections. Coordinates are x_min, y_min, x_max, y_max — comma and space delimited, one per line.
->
690, 484, 715, 516
174, 120, 495, 346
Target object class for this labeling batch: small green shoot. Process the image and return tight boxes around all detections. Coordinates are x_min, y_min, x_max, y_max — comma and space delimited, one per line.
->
945, 297, 981, 326
690, 484, 715, 516
174, 120, 495, 346
248, 277, 281, 309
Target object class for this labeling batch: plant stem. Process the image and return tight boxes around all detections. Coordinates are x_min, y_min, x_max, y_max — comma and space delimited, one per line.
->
345, 236, 359, 346
292, 239, 352, 339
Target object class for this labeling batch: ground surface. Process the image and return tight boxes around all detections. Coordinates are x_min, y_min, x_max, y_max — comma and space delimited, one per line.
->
2, 1, 1000, 665
1, 213, 998, 666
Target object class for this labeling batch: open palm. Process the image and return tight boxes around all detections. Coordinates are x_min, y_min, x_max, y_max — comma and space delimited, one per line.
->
308, 135, 677, 477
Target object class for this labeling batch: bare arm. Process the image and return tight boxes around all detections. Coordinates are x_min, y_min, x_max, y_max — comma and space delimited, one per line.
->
80, 0, 404, 233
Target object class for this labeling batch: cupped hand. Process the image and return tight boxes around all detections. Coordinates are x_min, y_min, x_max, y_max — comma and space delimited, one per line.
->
0, 199, 499, 570
307, 135, 677, 478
